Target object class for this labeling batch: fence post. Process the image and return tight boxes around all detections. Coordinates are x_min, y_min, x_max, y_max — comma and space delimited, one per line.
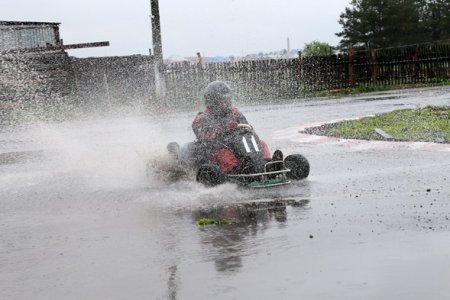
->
412, 46, 419, 83
103, 70, 112, 109
348, 48, 355, 86
196, 52, 203, 70
297, 51, 302, 89
371, 48, 378, 84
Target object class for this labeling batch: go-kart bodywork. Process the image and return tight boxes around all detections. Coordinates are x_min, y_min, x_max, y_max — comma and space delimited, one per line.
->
149, 126, 310, 188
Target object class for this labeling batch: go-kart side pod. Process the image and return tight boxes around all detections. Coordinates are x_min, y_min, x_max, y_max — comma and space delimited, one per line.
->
284, 154, 310, 180
196, 164, 225, 187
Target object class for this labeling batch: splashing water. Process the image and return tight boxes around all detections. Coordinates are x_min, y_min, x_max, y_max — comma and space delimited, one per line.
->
2, 111, 298, 211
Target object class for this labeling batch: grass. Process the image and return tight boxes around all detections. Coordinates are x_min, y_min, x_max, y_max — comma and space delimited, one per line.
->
321, 106, 450, 143
313, 81, 450, 98
196, 218, 238, 226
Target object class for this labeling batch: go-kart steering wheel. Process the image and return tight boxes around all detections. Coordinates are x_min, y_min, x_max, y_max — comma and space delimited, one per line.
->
237, 123, 252, 130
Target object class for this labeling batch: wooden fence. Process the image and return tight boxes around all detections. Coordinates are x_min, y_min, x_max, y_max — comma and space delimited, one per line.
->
163, 58, 301, 108
301, 43, 450, 92
162, 43, 450, 105
2, 43, 448, 111
71, 55, 155, 108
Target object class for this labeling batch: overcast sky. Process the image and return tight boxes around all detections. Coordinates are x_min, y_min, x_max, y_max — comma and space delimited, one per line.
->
3, 0, 351, 58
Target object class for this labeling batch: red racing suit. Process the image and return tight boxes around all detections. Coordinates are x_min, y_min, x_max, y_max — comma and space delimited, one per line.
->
192, 107, 271, 173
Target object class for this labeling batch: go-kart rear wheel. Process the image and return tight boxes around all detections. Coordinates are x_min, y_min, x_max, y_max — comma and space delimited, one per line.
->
284, 154, 310, 180
196, 164, 225, 187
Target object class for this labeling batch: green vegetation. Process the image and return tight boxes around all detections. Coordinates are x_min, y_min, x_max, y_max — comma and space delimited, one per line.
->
302, 41, 335, 57
337, 0, 450, 49
313, 81, 450, 98
196, 218, 238, 226
323, 106, 450, 143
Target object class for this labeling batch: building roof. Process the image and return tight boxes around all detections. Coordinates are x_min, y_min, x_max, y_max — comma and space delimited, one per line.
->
0, 21, 60, 27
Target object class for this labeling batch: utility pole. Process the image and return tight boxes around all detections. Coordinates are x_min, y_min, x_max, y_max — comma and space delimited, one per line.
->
151, 0, 163, 65
150, 0, 165, 101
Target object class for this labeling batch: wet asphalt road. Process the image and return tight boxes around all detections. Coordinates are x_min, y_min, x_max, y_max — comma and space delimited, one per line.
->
1, 86, 449, 299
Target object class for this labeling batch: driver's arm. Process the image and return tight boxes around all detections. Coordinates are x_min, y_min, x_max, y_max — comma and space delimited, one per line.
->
193, 112, 220, 140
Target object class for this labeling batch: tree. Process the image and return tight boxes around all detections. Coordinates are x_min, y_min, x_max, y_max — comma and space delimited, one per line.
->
417, 0, 450, 41
384, 0, 423, 45
336, 0, 421, 49
302, 41, 335, 57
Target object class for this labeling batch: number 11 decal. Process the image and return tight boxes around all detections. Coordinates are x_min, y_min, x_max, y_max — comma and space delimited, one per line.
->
242, 136, 260, 152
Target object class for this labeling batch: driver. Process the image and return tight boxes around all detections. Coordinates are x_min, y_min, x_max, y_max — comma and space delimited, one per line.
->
191, 81, 271, 173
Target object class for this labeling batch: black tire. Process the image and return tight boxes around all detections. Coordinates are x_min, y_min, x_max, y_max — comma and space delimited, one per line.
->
284, 154, 310, 180
196, 164, 225, 187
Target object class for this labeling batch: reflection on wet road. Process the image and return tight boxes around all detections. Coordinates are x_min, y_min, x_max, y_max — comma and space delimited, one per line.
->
1, 86, 450, 299
193, 199, 310, 273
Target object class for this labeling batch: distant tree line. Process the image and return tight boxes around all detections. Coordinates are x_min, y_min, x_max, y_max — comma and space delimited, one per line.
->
336, 0, 450, 49
302, 41, 335, 57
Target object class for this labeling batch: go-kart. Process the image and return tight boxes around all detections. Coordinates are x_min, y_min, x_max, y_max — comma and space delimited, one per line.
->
148, 124, 309, 188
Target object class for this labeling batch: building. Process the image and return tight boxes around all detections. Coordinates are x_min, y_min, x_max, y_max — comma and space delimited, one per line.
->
0, 21, 62, 52
0, 20, 109, 106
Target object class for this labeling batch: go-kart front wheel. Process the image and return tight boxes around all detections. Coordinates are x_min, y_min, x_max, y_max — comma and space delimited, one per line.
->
196, 164, 225, 187
284, 154, 310, 180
